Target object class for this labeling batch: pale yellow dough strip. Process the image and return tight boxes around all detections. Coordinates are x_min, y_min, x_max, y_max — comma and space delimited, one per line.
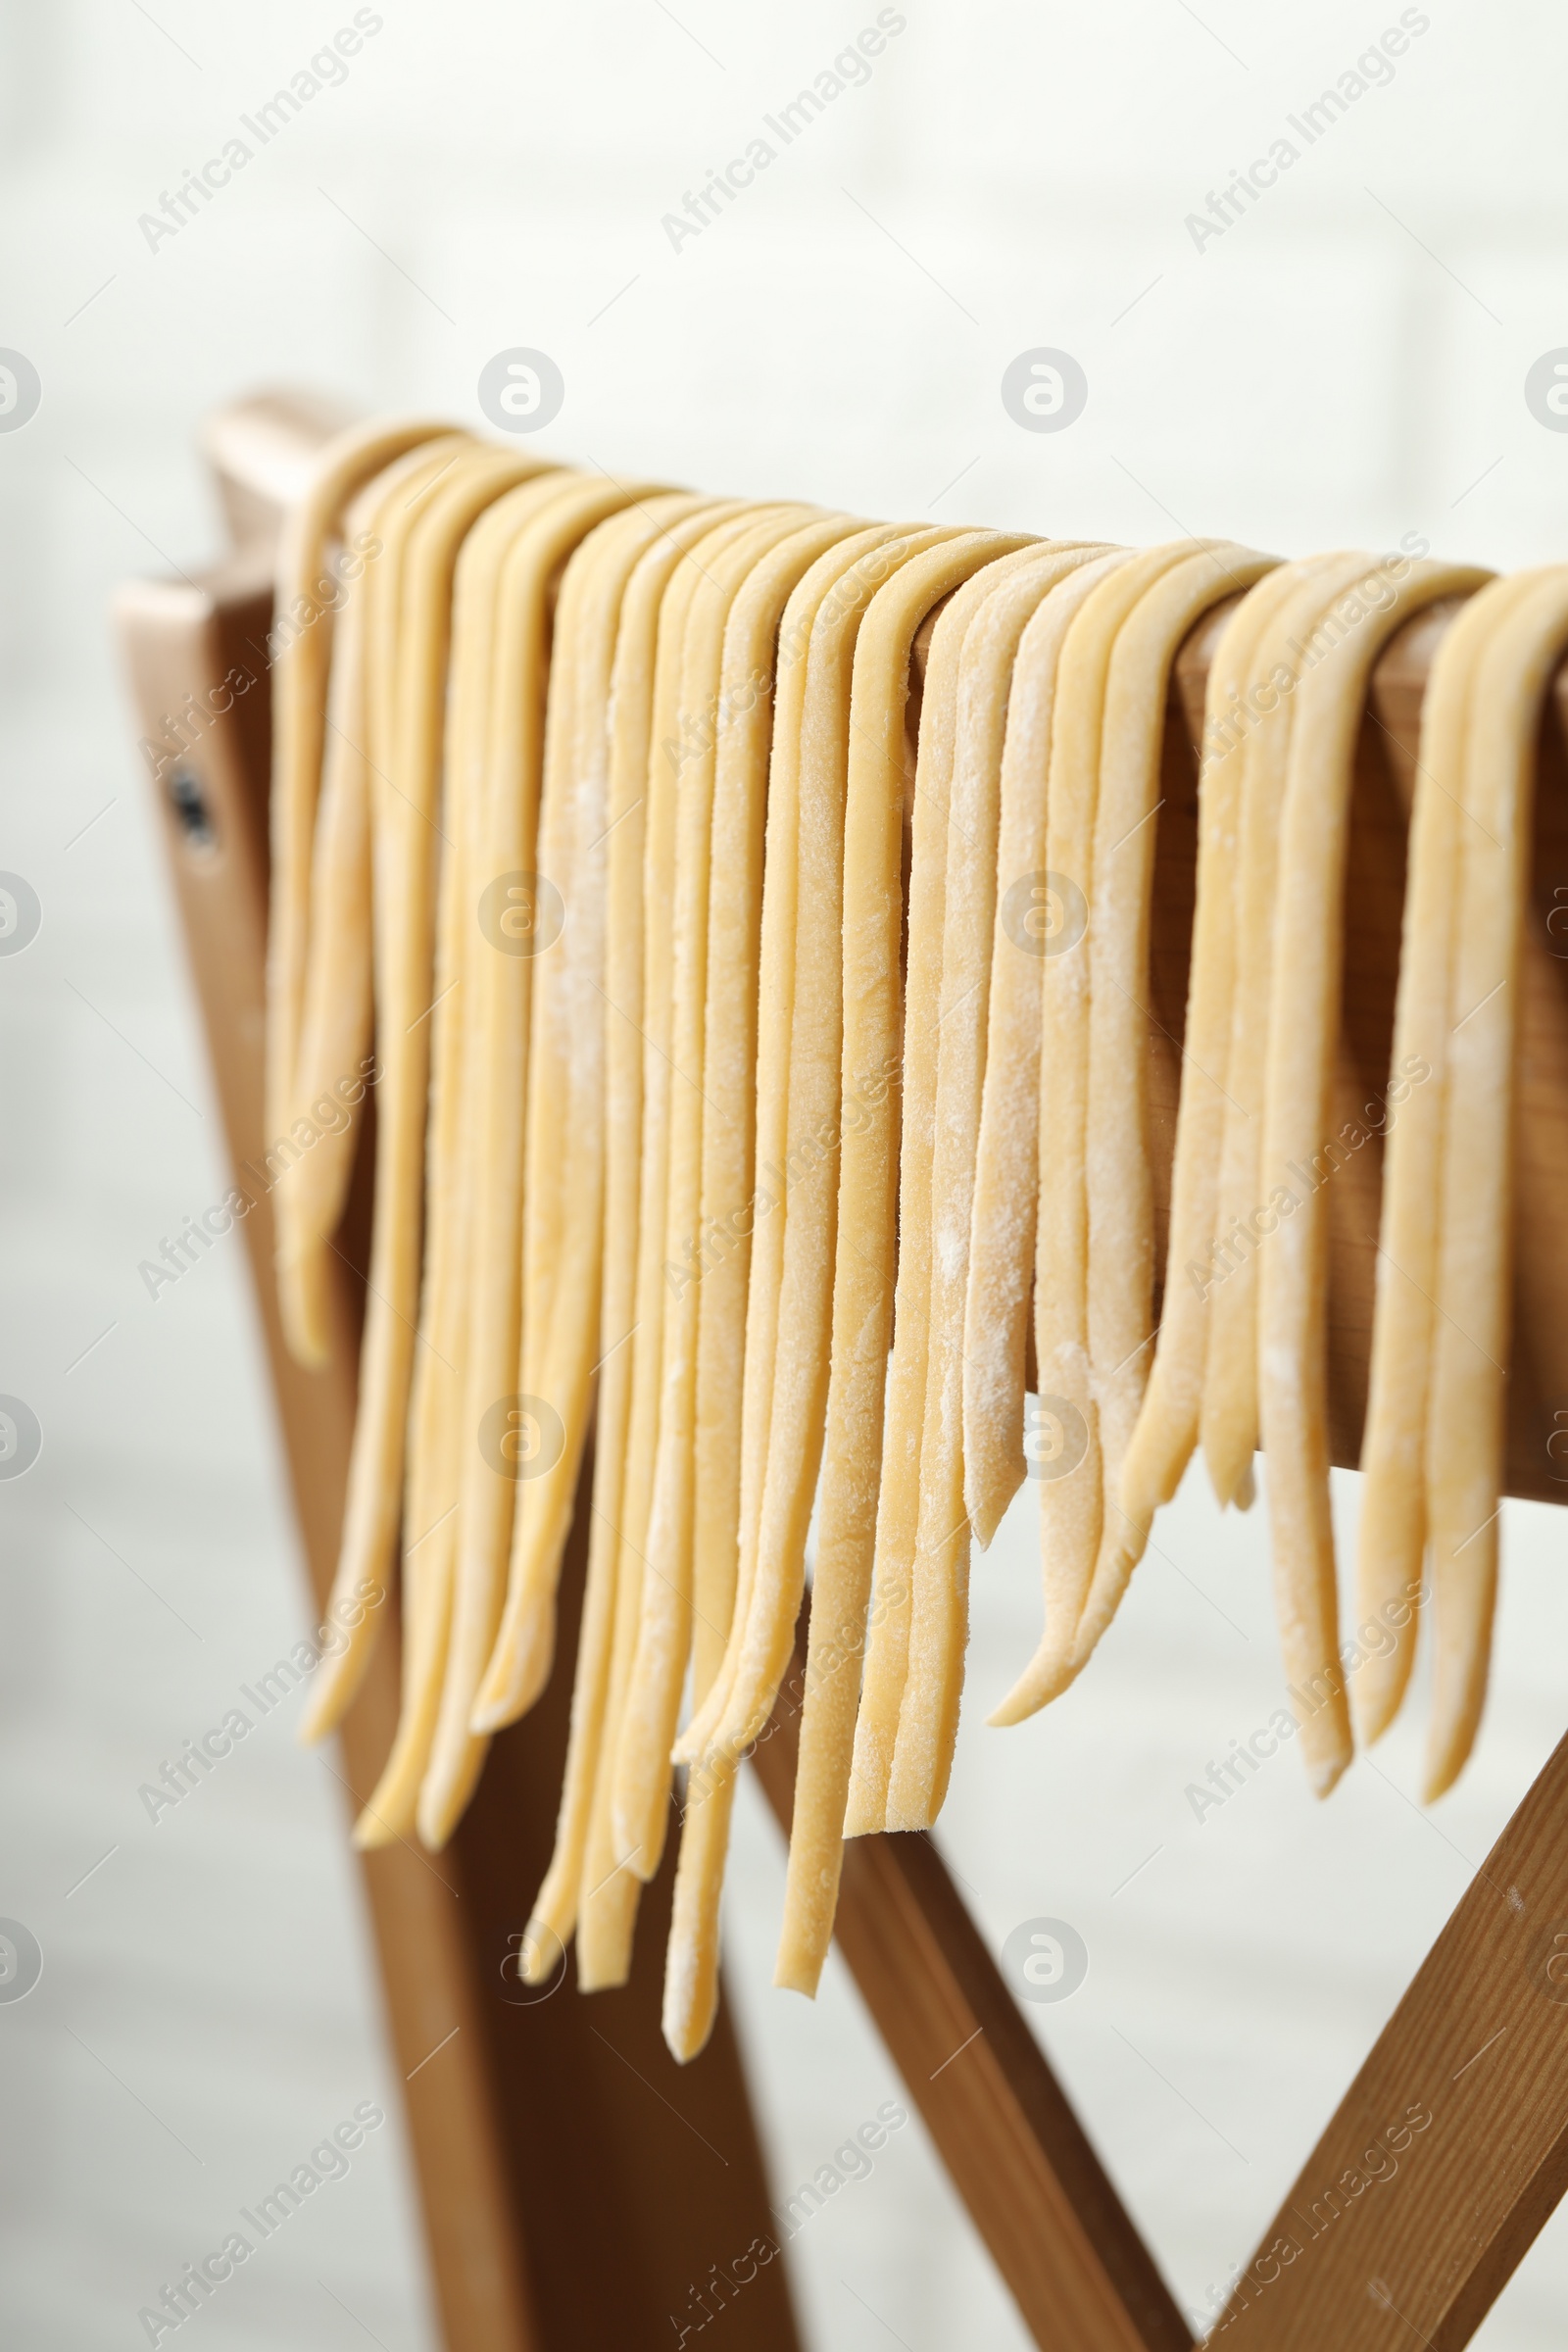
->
338, 472, 566, 1808
963, 549, 1129, 1550
890, 545, 1129, 1827
1353, 572, 1541, 1746
1047, 546, 1277, 1707
660, 516, 878, 2061
501, 497, 722, 1970
605, 504, 820, 1883
671, 525, 922, 1779
275, 435, 476, 1369
1117, 558, 1344, 1534
268, 416, 455, 1169
1199, 553, 1390, 1511
840, 539, 1047, 1838
298, 445, 555, 1745
416, 473, 662, 1851
982, 543, 1207, 1736
573, 503, 753, 1990
1258, 557, 1489, 1798
1423, 567, 1568, 1799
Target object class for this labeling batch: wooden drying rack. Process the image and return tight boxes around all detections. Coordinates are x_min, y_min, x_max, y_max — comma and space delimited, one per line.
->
113, 397, 1568, 2352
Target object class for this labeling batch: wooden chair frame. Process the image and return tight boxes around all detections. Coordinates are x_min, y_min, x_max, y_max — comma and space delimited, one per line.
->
111, 397, 1568, 2351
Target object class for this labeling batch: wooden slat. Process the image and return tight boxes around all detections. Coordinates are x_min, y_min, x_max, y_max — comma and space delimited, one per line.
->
748, 1628, 1193, 2352
1212, 1725, 1568, 2348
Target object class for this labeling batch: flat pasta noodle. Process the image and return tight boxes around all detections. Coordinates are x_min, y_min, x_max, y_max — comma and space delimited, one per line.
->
842, 543, 1054, 1836
611, 504, 822, 1886
268, 416, 457, 1165
1352, 574, 1542, 1747
1257, 557, 1489, 1799
1422, 567, 1568, 1799
963, 548, 1128, 1552
889, 545, 1119, 1829
299, 446, 557, 1746
276, 434, 477, 1370
769, 535, 1081, 1985
1056, 545, 1276, 1698
573, 502, 755, 1990
988, 542, 1209, 1734
1199, 553, 1385, 1511
671, 524, 920, 1780
1117, 558, 1346, 1535
416, 472, 663, 1851
647, 518, 889, 2060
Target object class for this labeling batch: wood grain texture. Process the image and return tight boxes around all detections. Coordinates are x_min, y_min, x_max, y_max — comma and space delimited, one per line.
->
1211, 1725, 1568, 2348
749, 1626, 1194, 2352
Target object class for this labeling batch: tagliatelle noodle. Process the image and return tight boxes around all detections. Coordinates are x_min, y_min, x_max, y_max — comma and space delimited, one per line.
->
1199, 552, 1387, 1509
333, 470, 578, 1811
1117, 559, 1341, 1537
963, 549, 1129, 1551
773, 533, 1026, 1989
842, 538, 1044, 1838
299, 445, 555, 1747
1422, 568, 1568, 1799
275, 434, 475, 1369
572, 503, 756, 1991
671, 524, 921, 1782
661, 514, 882, 2063
1258, 557, 1489, 1799
889, 545, 1117, 1829
983, 543, 1202, 1736
704, 524, 996, 1811
416, 472, 663, 1851
268, 416, 456, 1170
611, 505, 822, 1885
469, 498, 718, 1747
1353, 574, 1540, 1748
1051, 546, 1278, 1710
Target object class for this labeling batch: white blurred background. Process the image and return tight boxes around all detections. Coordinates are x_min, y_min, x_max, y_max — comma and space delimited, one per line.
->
4, 1, 1568, 2344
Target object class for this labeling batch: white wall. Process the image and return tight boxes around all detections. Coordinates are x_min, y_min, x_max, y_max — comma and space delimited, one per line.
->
3, 2, 1568, 2345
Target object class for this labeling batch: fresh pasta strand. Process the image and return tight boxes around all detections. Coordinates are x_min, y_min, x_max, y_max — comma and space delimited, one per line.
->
275, 433, 476, 1370
889, 545, 1121, 1829
1422, 567, 1568, 1799
986, 543, 1213, 1734
662, 514, 883, 2052
963, 548, 1129, 1551
268, 417, 456, 1176
611, 505, 823, 1886
1199, 553, 1390, 1512
574, 502, 756, 1990
1257, 557, 1489, 1799
671, 525, 921, 1780
297, 443, 543, 1746
775, 529, 1032, 1985
1352, 573, 1542, 1748
416, 473, 664, 1852
1116, 558, 1348, 1536
1047, 545, 1277, 1702
500, 496, 725, 1972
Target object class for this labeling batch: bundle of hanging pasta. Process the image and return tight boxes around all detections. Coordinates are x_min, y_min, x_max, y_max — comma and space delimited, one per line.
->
265, 416, 1562, 2061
